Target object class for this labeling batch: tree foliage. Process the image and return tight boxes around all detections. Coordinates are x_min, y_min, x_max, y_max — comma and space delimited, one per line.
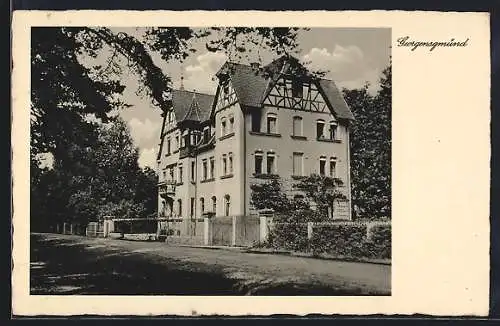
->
30, 26, 305, 229
344, 64, 391, 219
31, 119, 158, 230
250, 179, 291, 214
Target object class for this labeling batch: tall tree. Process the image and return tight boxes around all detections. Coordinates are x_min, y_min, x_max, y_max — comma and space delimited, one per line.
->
30, 27, 306, 228
344, 63, 391, 219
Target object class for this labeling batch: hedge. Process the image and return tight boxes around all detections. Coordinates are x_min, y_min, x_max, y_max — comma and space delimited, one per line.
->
311, 224, 367, 257
114, 219, 158, 234
267, 222, 309, 252
363, 224, 391, 259
264, 219, 391, 260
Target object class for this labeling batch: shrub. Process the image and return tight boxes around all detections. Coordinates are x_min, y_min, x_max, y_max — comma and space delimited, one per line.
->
310, 224, 367, 257
267, 222, 309, 251
363, 224, 391, 259
114, 219, 157, 234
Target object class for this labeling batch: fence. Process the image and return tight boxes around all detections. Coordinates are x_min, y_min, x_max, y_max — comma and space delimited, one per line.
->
85, 221, 105, 237
206, 215, 262, 247
158, 218, 204, 246
267, 219, 392, 259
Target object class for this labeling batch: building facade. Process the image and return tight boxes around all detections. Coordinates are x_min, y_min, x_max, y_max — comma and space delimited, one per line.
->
156, 55, 355, 224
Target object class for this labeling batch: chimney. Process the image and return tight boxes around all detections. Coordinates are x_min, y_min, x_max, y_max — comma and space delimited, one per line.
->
250, 62, 260, 69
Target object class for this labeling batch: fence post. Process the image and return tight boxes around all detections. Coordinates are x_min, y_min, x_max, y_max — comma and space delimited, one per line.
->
69, 223, 73, 235
259, 216, 268, 243
103, 221, 109, 238
231, 216, 237, 247
63, 222, 67, 235
56, 224, 60, 234
203, 217, 210, 246
307, 222, 314, 240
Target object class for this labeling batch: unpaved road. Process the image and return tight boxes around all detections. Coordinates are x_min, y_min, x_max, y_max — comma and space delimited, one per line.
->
30, 233, 391, 295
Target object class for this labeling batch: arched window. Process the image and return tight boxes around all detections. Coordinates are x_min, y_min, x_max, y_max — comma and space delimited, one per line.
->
200, 197, 205, 214
266, 113, 278, 134
330, 157, 337, 177
177, 199, 182, 217
224, 195, 231, 216
254, 150, 263, 174
266, 151, 276, 175
316, 119, 325, 139
228, 152, 233, 173
221, 117, 227, 136
229, 114, 235, 133
293, 116, 303, 137
329, 121, 338, 140
319, 156, 327, 176
211, 196, 217, 214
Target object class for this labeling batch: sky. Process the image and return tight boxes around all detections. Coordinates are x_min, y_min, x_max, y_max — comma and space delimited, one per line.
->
78, 28, 391, 170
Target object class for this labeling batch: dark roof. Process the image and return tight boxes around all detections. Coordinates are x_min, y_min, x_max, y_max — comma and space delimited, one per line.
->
319, 79, 355, 120
172, 89, 214, 122
215, 56, 354, 121
217, 62, 269, 108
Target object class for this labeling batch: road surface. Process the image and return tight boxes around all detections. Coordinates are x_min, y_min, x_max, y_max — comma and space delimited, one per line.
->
30, 233, 391, 295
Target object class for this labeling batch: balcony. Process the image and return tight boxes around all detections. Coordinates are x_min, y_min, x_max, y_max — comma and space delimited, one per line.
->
158, 180, 176, 197
179, 145, 196, 159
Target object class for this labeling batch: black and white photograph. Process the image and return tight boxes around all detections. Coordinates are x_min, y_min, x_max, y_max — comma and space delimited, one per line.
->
28, 26, 393, 296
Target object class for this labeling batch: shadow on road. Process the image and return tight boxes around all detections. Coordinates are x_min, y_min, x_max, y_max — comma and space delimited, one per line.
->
30, 234, 389, 296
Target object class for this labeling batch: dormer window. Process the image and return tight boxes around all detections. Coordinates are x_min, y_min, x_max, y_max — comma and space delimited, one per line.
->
203, 127, 210, 143
292, 79, 303, 98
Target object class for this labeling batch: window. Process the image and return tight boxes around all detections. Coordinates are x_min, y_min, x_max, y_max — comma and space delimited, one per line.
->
266, 113, 277, 134
202, 159, 208, 180
175, 135, 180, 150
229, 115, 234, 133
191, 161, 195, 181
229, 152, 233, 174
203, 127, 210, 143
212, 196, 217, 213
329, 121, 337, 140
209, 157, 215, 179
222, 154, 228, 176
254, 152, 263, 174
190, 197, 195, 217
178, 164, 183, 183
292, 79, 303, 98
221, 117, 227, 136
319, 156, 327, 176
293, 152, 304, 176
200, 198, 205, 214
183, 133, 190, 147
316, 119, 325, 139
162, 170, 166, 179
178, 199, 182, 217
169, 167, 174, 181
267, 152, 276, 174
293, 116, 303, 136
251, 111, 261, 132
330, 158, 337, 177
224, 195, 230, 216
167, 137, 171, 154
